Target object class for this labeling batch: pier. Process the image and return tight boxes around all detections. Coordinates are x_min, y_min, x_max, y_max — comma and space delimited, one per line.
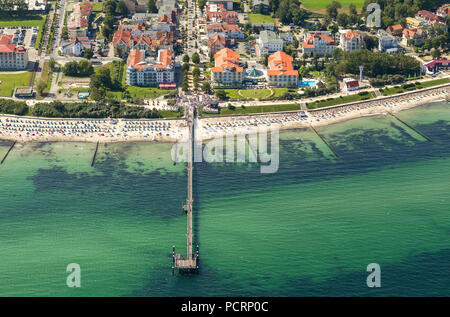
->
388, 112, 431, 142
91, 142, 99, 167
309, 125, 339, 158
1, 141, 16, 164
173, 104, 198, 273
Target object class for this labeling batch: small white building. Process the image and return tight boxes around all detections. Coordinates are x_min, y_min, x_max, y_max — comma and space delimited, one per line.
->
343, 78, 360, 91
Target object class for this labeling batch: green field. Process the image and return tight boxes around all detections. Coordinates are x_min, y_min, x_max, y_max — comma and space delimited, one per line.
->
301, 0, 365, 10
0, 72, 32, 97
307, 91, 377, 109
239, 89, 272, 99
380, 78, 450, 96
248, 13, 275, 24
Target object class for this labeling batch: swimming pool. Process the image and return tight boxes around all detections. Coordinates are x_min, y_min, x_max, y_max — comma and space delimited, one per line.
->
298, 80, 316, 87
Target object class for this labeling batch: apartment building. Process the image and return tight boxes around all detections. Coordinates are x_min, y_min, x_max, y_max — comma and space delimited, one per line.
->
126, 49, 175, 87
211, 48, 244, 86
0, 35, 28, 70
266, 51, 298, 88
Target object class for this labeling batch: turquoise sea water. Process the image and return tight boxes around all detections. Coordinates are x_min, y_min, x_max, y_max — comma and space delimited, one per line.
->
0, 102, 449, 296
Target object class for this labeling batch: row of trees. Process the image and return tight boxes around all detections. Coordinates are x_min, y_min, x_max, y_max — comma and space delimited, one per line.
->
270, 0, 310, 26
32, 100, 163, 119
0, 99, 28, 116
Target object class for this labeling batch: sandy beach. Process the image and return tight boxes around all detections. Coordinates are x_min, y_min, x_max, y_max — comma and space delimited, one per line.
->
0, 84, 448, 144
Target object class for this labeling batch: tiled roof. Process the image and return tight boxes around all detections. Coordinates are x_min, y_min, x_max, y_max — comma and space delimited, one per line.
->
267, 51, 298, 76
212, 48, 242, 73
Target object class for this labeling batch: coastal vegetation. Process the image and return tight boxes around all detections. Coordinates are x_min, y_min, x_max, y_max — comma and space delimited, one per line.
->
307, 91, 377, 109
380, 78, 450, 96
0, 99, 28, 115
199, 103, 302, 116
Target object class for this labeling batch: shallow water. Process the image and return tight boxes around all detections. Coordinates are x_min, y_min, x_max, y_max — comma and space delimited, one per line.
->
0, 102, 449, 296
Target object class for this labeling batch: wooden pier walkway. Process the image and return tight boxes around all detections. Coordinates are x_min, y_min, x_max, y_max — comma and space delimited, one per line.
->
309, 125, 339, 158
173, 105, 198, 273
388, 112, 431, 142
91, 142, 99, 167
1, 141, 16, 164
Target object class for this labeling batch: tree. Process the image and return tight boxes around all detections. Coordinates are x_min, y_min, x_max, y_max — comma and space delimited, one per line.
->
83, 48, 94, 59
183, 54, 190, 63
192, 52, 200, 64
192, 66, 200, 77
201, 81, 211, 94
78, 59, 94, 77
326, 1, 341, 20
148, 0, 158, 13
117, 1, 128, 16
215, 90, 227, 100
49, 58, 56, 71
337, 13, 349, 27
36, 79, 47, 96
431, 48, 441, 60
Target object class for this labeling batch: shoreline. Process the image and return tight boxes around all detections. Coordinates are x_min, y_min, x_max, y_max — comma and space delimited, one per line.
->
0, 84, 448, 144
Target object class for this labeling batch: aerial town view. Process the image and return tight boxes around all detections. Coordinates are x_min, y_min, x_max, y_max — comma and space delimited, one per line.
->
0, 0, 449, 302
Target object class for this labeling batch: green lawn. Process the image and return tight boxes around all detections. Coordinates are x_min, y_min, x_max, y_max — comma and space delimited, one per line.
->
200, 103, 302, 116
380, 78, 450, 96
301, 0, 365, 10
248, 13, 275, 24
126, 86, 176, 99
92, 2, 104, 11
239, 89, 272, 99
271, 88, 291, 99
0, 72, 32, 97
0, 15, 46, 49
307, 91, 377, 109
214, 89, 242, 100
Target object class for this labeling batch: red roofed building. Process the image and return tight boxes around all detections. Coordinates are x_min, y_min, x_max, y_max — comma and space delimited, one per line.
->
386, 24, 404, 36
211, 48, 244, 86
67, 2, 93, 39
339, 30, 362, 51
0, 35, 28, 70
437, 4, 450, 17
206, 23, 245, 39
401, 27, 425, 46
206, 11, 238, 25
414, 10, 446, 25
126, 49, 175, 87
343, 78, 360, 91
422, 59, 450, 74
267, 51, 298, 87
302, 32, 335, 57
208, 34, 227, 55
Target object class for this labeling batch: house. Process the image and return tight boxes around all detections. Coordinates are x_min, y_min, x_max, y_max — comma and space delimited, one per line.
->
406, 17, 422, 29
401, 28, 425, 46
67, 2, 93, 39
207, 0, 234, 11
252, 0, 270, 14
206, 10, 239, 24
211, 48, 244, 86
343, 78, 360, 91
414, 10, 446, 25
60, 37, 94, 56
0, 35, 28, 70
377, 30, 402, 53
267, 51, 298, 88
250, 22, 275, 30
126, 49, 175, 87
301, 32, 335, 57
208, 34, 227, 55
206, 23, 245, 39
436, 4, 450, 17
339, 30, 362, 51
386, 24, 404, 36
257, 30, 284, 56
422, 59, 450, 74
279, 33, 294, 44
